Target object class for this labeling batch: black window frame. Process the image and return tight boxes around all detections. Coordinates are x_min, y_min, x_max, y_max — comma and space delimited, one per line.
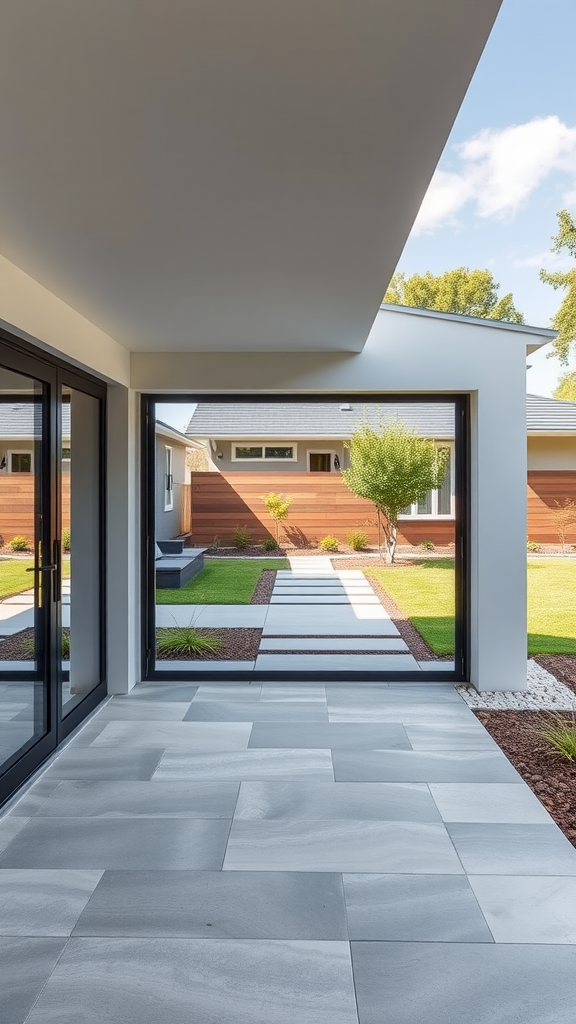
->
142, 393, 470, 683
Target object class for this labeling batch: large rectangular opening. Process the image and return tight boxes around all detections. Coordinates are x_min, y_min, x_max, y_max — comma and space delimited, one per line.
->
142, 395, 469, 682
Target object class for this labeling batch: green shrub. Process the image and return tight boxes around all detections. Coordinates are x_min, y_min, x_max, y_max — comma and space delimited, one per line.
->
348, 530, 367, 551
420, 539, 435, 551
527, 540, 541, 553
22, 629, 70, 660
156, 627, 222, 658
262, 537, 279, 551
9, 536, 29, 551
232, 525, 252, 549
319, 535, 339, 552
262, 492, 292, 544
539, 713, 576, 762
62, 528, 71, 552
209, 535, 220, 551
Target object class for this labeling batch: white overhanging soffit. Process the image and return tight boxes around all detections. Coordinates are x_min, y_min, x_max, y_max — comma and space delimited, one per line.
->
0, 0, 503, 355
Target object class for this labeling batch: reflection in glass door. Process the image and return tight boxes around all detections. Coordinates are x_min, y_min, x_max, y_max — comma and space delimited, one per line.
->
61, 386, 103, 713
0, 339, 106, 806
0, 365, 51, 776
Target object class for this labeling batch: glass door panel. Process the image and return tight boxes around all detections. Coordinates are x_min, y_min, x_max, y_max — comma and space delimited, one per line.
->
0, 366, 49, 771
61, 386, 103, 713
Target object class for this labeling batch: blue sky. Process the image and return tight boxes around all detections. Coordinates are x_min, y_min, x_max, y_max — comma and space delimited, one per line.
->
396, 0, 576, 397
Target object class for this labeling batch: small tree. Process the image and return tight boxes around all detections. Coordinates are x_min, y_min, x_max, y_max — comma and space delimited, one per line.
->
550, 498, 576, 554
262, 492, 292, 546
342, 421, 448, 563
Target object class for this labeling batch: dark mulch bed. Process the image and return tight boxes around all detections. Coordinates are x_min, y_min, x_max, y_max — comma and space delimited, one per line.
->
534, 656, 576, 696
0, 627, 38, 660
250, 570, 277, 604
156, 627, 261, 661
205, 545, 288, 558
475, 710, 576, 848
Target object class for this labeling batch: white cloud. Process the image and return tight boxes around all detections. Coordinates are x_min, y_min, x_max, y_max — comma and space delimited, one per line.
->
413, 116, 576, 235
513, 250, 574, 270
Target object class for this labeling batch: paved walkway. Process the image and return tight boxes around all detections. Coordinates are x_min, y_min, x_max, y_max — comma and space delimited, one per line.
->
1, 679, 576, 1023
156, 556, 452, 672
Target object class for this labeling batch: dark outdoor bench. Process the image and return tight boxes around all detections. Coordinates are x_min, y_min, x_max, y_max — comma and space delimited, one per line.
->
155, 540, 207, 589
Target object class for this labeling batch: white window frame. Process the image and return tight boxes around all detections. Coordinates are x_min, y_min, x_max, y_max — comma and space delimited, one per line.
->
231, 442, 298, 462
398, 442, 455, 520
307, 449, 337, 472
7, 449, 34, 473
164, 446, 174, 511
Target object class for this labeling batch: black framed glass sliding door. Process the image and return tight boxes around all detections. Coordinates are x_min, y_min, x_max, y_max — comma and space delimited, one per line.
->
0, 336, 106, 806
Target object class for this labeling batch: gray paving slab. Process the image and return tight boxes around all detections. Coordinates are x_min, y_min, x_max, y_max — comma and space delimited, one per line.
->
256, 654, 420, 671
90, 721, 252, 749
248, 722, 410, 749
43, 748, 165, 780
328, 701, 478, 723
34, 780, 239, 818
192, 684, 262, 700
446, 823, 576, 875
350, 942, 576, 1024
0, 816, 32, 852
73, 870, 348, 939
404, 722, 498, 748
0, 937, 66, 1024
113, 683, 199, 702
25, 937, 359, 1024
333, 749, 522, 783
0, 817, 232, 870
262, 620, 400, 636
156, 659, 257, 672
183, 701, 328, 722
224, 820, 464, 872
343, 874, 493, 941
467, 875, 576, 943
259, 684, 326, 701
4, 779, 62, 817
153, 748, 334, 782
234, 781, 441, 821
94, 701, 192, 721
260, 637, 408, 651
429, 783, 552, 823
155, 605, 267, 627
271, 595, 379, 604
0, 869, 102, 935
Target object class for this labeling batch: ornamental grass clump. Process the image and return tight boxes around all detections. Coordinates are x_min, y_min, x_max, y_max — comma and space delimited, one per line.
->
539, 713, 576, 762
342, 419, 448, 563
156, 627, 222, 658
347, 530, 367, 551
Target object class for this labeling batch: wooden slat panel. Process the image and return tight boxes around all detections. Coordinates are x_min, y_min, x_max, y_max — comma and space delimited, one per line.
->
0, 473, 71, 544
190, 472, 456, 547
527, 471, 576, 542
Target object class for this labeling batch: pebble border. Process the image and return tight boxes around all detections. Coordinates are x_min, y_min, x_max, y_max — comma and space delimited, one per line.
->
457, 659, 576, 710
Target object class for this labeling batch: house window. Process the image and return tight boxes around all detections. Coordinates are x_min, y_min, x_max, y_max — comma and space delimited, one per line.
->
62, 447, 71, 461
399, 446, 454, 518
164, 446, 174, 511
8, 451, 33, 472
232, 443, 297, 461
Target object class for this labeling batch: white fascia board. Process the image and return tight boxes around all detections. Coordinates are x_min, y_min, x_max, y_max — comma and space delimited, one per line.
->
379, 303, 556, 354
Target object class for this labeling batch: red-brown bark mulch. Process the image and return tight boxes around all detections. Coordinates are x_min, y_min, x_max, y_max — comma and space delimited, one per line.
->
534, 656, 576, 696
156, 627, 261, 661
475, 710, 576, 848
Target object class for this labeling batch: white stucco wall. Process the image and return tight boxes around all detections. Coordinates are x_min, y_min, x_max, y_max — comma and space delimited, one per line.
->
528, 435, 576, 471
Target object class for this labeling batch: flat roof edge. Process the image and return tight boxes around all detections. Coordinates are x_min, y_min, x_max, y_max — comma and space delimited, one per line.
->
378, 303, 557, 339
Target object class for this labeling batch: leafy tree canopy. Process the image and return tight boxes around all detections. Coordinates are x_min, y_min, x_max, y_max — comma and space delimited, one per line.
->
540, 210, 576, 365
384, 267, 524, 324
553, 370, 576, 401
342, 420, 448, 562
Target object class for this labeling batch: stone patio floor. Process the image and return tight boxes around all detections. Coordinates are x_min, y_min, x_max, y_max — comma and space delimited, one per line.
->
1, 678, 576, 1023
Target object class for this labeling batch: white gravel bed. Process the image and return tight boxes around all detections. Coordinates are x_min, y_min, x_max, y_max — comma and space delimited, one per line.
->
457, 659, 576, 710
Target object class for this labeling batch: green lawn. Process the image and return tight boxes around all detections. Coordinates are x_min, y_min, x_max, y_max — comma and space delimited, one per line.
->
156, 558, 289, 605
366, 557, 576, 657
0, 558, 71, 600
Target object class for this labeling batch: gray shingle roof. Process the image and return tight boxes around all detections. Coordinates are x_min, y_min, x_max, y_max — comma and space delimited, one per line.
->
187, 395, 576, 439
0, 401, 71, 439
186, 402, 455, 438
526, 394, 576, 432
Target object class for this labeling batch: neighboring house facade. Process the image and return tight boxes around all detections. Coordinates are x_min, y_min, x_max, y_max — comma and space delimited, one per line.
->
186, 395, 576, 546
154, 421, 198, 542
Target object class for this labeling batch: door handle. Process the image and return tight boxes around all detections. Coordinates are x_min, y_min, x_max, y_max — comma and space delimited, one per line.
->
26, 564, 57, 572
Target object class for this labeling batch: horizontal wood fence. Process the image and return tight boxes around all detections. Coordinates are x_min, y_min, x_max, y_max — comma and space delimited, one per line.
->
0, 474, 70, 545
528, 471, 576, 543
189, 472, 456, 547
